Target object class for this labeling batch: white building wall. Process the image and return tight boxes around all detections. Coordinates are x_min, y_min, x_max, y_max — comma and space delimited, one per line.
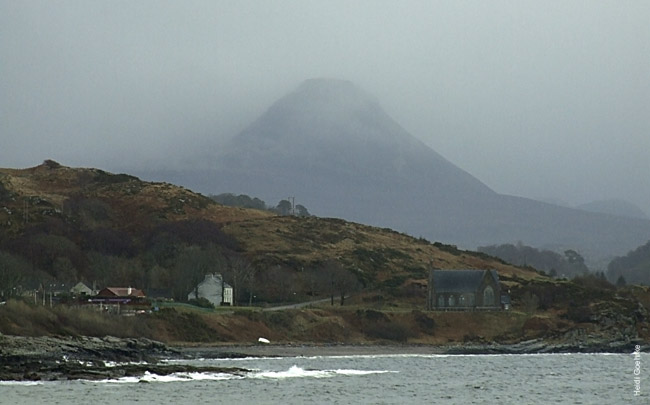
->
222, 286, 233, 306
188, 274, 224, 306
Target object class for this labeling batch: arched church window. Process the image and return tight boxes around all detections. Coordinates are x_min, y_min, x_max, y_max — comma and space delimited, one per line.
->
483, 286, 494, 306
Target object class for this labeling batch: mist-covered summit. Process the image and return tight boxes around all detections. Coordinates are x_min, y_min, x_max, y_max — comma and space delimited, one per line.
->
219, 78, 494, 202
140, 79, 650, 261
244, 78, 385, 139
228, 78, 404, 154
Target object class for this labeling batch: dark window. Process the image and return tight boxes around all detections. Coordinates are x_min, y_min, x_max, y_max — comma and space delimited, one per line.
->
483, 286, 494, 306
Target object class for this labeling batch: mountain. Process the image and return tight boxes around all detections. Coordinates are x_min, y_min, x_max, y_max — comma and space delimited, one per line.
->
576, 199, 648, 220
136, 79, 650, 262
210, 79, 497, 231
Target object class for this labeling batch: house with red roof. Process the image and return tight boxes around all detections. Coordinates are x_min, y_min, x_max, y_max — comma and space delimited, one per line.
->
96, 287, 145, 298
90, 287, 148, 314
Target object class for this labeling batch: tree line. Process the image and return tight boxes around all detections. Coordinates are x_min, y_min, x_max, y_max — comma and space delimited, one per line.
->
606, 239, 650, 286
209, 193, 311, 217
479, 240, 650, 286
478, 242, 589, 279
0, 217, 361, 306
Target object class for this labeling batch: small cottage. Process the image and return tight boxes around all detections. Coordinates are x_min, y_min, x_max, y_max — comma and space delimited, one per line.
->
427, 269, 502, 310
70, 282, 93, 296
188, 274, 234, 307
96, 287, 145, 298
90, 287, 148, 314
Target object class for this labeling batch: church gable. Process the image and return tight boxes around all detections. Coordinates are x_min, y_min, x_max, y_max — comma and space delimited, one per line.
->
427, 269, 502, 311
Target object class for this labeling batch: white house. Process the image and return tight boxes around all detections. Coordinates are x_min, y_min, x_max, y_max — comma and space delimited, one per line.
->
188, 274, 234, 306
70, 282, 93, 296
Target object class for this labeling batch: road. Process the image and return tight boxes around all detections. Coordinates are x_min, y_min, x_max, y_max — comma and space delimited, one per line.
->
262, 297, 336, 312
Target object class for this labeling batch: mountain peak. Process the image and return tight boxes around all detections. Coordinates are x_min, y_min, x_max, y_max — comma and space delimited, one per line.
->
297, 77, 356, 90
214, 78, 495, 219
267, 77, 381, 123
293, 78, 375, 102
235, 78, 400, 147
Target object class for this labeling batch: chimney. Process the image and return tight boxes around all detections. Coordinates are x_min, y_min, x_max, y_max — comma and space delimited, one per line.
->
127, 287, 132, 295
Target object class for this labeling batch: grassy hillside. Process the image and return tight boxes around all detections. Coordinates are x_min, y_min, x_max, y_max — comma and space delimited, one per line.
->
0, 161, 648, 348
0, 160, 270, 233
0, 161, 537, 298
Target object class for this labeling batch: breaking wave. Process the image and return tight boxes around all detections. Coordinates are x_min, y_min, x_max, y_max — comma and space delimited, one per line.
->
251, 365, 395, 379
98, 371, 244, 384
91, 365, 394, 384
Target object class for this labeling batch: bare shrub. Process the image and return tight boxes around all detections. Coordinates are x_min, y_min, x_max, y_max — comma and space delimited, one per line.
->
364, 320, 417, 342
0, 299, 151, 338
521, 291, 539, 314
0, 300, 58, 335
412, 310, 435, 333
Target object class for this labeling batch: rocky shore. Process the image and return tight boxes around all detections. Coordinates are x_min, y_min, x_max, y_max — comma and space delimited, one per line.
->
2, 333, 647, 382
440, 338, 648, 355
0, 334, 248, 382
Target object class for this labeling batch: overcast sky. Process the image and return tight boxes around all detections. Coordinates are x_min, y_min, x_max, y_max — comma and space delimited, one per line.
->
2, 1, 649, 214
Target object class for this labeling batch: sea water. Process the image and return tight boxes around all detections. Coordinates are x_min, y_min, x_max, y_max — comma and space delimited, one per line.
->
0, 353, 645, 404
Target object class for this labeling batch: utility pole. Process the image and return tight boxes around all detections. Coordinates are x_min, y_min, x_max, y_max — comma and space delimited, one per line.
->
23, 197, 29, 224
427, 260, 434, 311
288, 196, 295, 215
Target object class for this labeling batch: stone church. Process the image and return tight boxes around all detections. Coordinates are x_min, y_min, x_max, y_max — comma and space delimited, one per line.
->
427, 269, 502, 310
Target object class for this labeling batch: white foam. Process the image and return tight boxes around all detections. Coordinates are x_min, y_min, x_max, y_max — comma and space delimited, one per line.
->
334, 369, 396, 376
253, 365, 330, 379
251, 365, 395, 380
93, 371, 242, 384
81, 360, 149, 368
0, 381, 45, 386
163, 356, 284, 363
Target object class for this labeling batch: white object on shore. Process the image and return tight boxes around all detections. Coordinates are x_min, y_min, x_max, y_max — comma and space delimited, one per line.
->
258, 337, 270, 344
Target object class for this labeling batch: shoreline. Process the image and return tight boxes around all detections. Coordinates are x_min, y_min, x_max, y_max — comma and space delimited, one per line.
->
1, 334, 646, 381
174, 338, 648, 359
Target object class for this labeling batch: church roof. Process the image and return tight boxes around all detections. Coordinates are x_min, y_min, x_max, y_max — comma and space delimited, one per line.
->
431, 269, 499, 293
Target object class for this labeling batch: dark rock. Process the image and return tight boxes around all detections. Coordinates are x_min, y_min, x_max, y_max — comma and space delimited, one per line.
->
0, 335, 229, 382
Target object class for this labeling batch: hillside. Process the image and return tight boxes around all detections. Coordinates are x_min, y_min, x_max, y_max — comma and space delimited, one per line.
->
0, 161, 648, 350
0, 159, 270, 233
576, 199, 648, 220
607, 240, 650, 285
0, 161, 534, 296
136, 79, 650, 263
